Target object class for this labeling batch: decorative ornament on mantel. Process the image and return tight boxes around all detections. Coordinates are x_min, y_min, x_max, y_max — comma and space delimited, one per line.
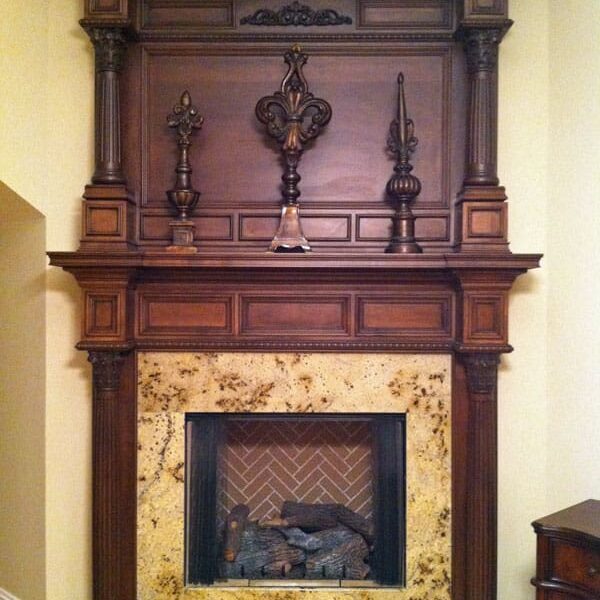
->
256, 44, 332, 252
241, 2, 352, 27
385, 73, 422, 254
166, 90, 204, 253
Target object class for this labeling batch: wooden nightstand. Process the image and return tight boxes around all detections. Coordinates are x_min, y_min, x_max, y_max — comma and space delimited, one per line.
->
532, 500, 600, 599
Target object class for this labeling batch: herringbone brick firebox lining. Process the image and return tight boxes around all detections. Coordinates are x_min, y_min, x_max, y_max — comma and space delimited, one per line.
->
217, 419, 374, 525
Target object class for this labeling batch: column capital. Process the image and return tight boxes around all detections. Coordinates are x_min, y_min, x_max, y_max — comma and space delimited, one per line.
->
83, 26, 128, 72
88, 351, 126, 392
463, 28, 503, 73
460, 352, 500, 395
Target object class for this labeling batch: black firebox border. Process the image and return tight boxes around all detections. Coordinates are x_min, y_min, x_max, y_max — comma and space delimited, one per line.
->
185, 413, 406, 587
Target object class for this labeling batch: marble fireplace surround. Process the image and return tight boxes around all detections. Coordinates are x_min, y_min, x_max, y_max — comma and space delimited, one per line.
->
137, 352, 451, 600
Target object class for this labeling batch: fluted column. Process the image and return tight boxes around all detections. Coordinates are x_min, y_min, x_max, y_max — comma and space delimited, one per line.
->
85, 27, 127, 185
88, 351, 126, 600
456, 26, 509, 252
79, 25, 135, 250
464, 28, 501, 186
460, 352, 500, 600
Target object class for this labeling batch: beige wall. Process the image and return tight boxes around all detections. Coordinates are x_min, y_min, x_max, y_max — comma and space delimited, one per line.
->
0, 185, 46, 600
545, 0, 600, 510
0, 1, 93, 599
497, 2, 549, 597
1, 1, 598, 599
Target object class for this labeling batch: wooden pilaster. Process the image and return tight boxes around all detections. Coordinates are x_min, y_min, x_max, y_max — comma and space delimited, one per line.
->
88, 350, 136, 600
459, 352, 500, 600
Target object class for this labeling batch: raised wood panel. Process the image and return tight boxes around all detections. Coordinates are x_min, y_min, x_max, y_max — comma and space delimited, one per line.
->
81, 186, 134, 248
85, 291, 124, 338
357, 214, 449, 241
85, 0, 128, 18
141, 212, 451, 245
143, 0, 234, 29
140, 214, 233, 240
85, 203, 123, 237
240, 295, 350, 336
138, 47, 453, 222
464, 202, 507, 241
463, 292, 506, 344
463, 0, 507, 18
357, 294, 452, 337
358, 0, 452, 29
239, 214, 351, 241
138, 293, 232, 336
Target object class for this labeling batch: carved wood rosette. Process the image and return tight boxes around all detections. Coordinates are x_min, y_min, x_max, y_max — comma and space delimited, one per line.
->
456, 24, 510, 253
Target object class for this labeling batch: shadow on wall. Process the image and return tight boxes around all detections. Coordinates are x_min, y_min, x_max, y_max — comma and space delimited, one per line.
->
0, 181, 47, 600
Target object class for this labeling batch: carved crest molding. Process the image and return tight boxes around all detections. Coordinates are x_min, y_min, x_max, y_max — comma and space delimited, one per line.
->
241, 1, 352, 26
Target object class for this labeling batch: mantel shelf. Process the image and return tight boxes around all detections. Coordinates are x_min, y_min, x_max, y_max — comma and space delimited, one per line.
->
48, 250, 542, 273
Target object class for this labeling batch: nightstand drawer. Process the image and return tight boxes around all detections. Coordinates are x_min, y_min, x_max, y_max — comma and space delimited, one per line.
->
533, 501, 600, 600
553, 541, 600, 595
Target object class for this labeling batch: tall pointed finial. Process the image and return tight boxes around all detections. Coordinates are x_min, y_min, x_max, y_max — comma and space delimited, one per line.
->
385, 72, 422, 254
397, 74, 407, 149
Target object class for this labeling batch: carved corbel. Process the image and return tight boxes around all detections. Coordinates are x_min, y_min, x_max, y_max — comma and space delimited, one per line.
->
456, 25, 510, 253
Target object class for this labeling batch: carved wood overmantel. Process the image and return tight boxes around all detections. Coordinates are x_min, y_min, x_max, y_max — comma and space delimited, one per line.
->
49, 1, 541, 599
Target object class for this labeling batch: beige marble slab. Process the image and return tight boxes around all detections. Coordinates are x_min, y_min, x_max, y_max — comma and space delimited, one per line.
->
138, 353, 451, 600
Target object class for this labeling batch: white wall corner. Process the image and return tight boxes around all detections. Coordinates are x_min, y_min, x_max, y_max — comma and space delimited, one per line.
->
0, 587, 22, 600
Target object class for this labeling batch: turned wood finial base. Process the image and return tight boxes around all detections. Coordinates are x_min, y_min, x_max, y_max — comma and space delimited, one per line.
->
385, 209, 422, 254
269, 204, 311, 253
167, 220, 198, 253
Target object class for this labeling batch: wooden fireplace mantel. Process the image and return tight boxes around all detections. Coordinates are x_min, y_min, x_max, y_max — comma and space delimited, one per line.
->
49, 249, 540, 354
48, 1, 541, 598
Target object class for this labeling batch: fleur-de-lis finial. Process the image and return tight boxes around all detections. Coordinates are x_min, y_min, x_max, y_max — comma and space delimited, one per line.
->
256, 45, 332, 252
165, 90, 204, 252
167, 90, 204, 145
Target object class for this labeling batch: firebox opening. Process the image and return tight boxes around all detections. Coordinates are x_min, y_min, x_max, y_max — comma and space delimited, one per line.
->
185, 413, 406, 588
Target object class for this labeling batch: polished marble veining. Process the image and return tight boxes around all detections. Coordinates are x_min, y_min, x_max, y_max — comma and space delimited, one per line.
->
137, 353, 452, 600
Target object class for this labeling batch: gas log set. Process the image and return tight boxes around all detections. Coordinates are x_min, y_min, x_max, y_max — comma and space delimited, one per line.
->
220, 501, 375, 581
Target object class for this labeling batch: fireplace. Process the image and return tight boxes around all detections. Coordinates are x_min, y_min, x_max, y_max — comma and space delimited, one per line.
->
137, 352, 451, 598
186, 413, 406, 586
49, 2, 542, 598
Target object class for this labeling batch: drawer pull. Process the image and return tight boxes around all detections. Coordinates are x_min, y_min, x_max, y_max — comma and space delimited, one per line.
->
589, 565, 598, 577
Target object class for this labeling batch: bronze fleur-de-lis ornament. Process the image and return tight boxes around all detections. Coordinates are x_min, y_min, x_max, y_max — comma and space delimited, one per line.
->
256, 44, 332, 252
165, 90, 204, 252
385, 73, 422, 254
